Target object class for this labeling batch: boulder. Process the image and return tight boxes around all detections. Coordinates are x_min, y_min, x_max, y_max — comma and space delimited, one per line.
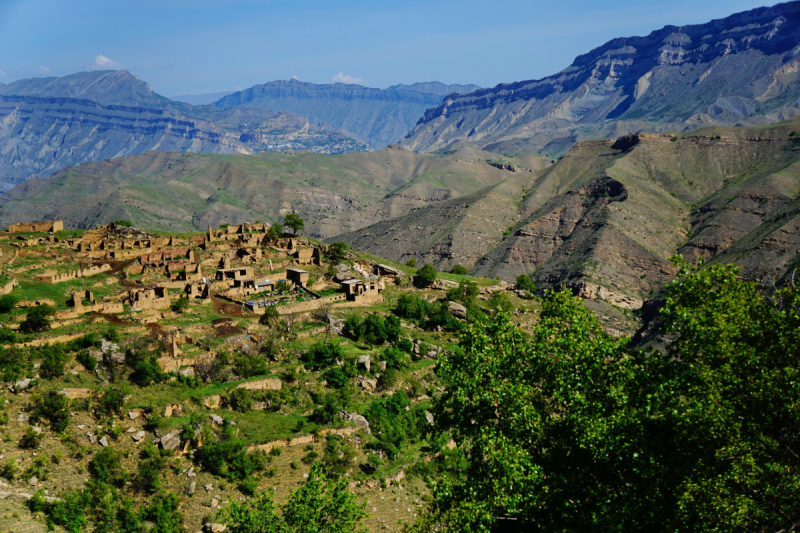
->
361, 379, 377, 392
203, 395, 221, 409
99, 436, 109, 447
425, 410, 435, 425
159, 429, 182, 451
187, 467, 196, 478
132, 431, 146, 443
357, 356, 371, 373
377, 361, 387, 372
209, 414, 224, 426
447, 301, 468, 320
17, 413, 29, 423
28, 476, 37, 487
339, 411, 371, 434
163, 403, 183, 418
188, 481, 196, 495
14, 378, 32, 391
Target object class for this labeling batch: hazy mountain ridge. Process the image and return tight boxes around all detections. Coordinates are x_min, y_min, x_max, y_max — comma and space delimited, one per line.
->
401, 1, 800, 154
0, 71, 368, 191
213, 79, 482, 149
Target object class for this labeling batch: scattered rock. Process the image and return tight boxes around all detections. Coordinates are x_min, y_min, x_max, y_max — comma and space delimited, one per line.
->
360, 379, 377, 392
14, 378, 32, 391
99, 436, 109, 447
187, 467, 196, 478
377, 361, 387, 372
17, 413, 29, 423
188, 481, 196, 495
339, 411, 371, 434
28, 476, 37, 487
204, 483, 213, 492
425, 411, 434, 425
357, 355, 371, 373
211, 498, 219, 509
86, 432, 97, 444
132, 431, 146, 443
164, 403, 183, 418
159, 429, 182, 451
447, 301, 467, 320
204, 523, 227, 533
128, 410, 141, 420
209, 414, 224, 426
203, 395, 221, 409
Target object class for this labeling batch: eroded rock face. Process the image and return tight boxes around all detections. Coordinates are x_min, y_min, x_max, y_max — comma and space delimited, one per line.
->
447, 301, 467, 320
339, 411, 371, 434
159, 429, 182, 451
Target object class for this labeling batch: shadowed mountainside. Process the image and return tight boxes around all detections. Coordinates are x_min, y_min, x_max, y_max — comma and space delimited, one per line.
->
335, 119, 800, 311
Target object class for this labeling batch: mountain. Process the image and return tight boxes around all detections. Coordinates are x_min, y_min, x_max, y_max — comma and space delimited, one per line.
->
0, 71, 367, 191
335, 119, 800, 314
213, 80, 481, 149
0, 145, 543, 234
400, 2, 800, 155
169, 91, 234, 106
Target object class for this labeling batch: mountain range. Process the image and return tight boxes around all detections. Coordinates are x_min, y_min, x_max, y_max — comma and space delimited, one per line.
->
400, 1, 800, 155
213, 80, 482, 149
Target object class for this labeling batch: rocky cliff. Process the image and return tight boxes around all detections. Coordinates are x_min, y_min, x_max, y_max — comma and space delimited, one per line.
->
400, 2, 800, 155
214, 80, 481, 149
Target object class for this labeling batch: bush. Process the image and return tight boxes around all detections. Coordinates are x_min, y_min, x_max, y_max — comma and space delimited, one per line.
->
20, 304, 54, 333
171, 297, 189, 313
395, 294, 430, 322
129, 354, 168, 386
28, 489, 88, 533
266, 223, 283, 240
378, 368, 402, 390
0, 294, 16, 314
88, 446, 129, 487
487, 291, 514, 314
516, 274, 536, 294
39, 344, 71, 378
112, 219, 133, 227
77, 350, 97, 371
382, 346, 410, 369
366, 391, 420, 459
96, 387, 126, 417
30, 391, 71, 433
325, 241, 349, 264
302, 341, 345, 371
414, 263, 438, 288
227, 388, 253, 413
0, 327, 16, 344
323, 360, 357, 389
0, 459, 19, 480
258, 306, 280, 326
19, 427, 44, 449
450, 264, 469, 275
139, 491, 184, 533
405, 258, 417, 268
135, 443, 166, 493
194, 425, 268, 481
233, 354, 269, 378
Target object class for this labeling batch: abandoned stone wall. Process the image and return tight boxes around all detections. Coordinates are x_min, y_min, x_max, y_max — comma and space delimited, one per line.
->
8, 221, 64, 233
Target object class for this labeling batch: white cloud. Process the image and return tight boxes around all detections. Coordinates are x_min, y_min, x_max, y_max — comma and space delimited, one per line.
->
332, 72, 364, 85
291, 75, 300, 81
0, 70, 6, 77
37, 66, 50, 75
88, 55, 124, 71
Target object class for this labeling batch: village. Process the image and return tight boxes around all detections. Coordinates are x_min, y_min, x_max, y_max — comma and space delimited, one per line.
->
0, 218, 525, 533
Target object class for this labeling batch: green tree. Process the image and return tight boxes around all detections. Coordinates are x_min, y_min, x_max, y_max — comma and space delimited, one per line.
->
303, 341, 345, 371
39, 343, 71, 378
218, 490, 287, 533
259, 306, 280, 327
266, 223, 284, 240
515, 274, 536, 293
449, 264, 469, 275
282, 462, 368, 532
405, 258, 417, 268
283, 214, 305, 236
171, 297, 189, 313
413, 264, 437, 288
325, 242, 349, 264
0, 294, 16, 314
30, 391, 71, 433
20, 304, 55, 333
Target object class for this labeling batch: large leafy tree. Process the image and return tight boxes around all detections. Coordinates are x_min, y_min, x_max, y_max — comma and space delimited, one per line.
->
411, 259, 800, 532
283, 213, 305, 236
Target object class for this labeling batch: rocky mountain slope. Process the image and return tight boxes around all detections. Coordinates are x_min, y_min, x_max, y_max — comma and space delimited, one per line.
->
336, 119, 800, 309
0, 145, 542, 234
400, 2, 800, 156
0, 71, 367, 191
213, 80, 481, 149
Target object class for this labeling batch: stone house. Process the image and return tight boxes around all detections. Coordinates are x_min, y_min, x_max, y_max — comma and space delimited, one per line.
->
129, 287, 171, 311
286, 268, 310, 288
8, 221, 64, 233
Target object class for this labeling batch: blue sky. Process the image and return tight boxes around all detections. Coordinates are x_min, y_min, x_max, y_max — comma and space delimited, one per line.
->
0, 0, 780, 96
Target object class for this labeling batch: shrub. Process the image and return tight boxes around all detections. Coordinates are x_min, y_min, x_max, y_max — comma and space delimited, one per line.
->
20, 304, 55, 333
77, 350, 97, 371
487, 291, 514, 314
96, 387, 126, 417
112, 219, 133, 227
194, 425, 268, 481
378, 368, 402, 390
88, 446, 129, 487
19, 427, 44, 449
39, 344, 71, 378
233, 354, 269, 378
171, 297, 190, 313
302, 341, 345, 371
449, 264, 469, 275
30, 391, 71, 433
382, 346, 410, 369
394, 294, 430, 322
266, 223, 284, 239
405, 258, 417, 268
516, 274, 536, 294
135, 443, 166, 493
228, 388, 253, 413
0, 327, 16, 344
0, 295, 16, 314
258, 306, 280, 326
322, 360, 357, 389
325, 241, 349, 263
129, 354, 168, 385
0, 459, 18, 480
413, 263, 437, 288
139, 491, 184, 533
